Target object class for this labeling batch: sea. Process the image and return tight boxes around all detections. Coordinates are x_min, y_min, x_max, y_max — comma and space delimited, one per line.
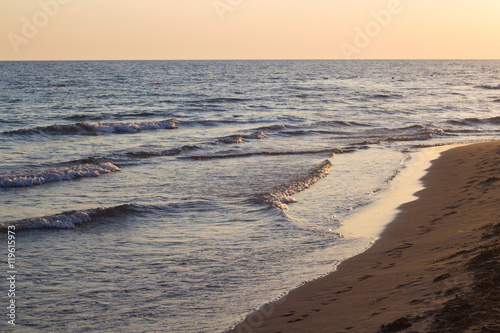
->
0, 60, 499, 332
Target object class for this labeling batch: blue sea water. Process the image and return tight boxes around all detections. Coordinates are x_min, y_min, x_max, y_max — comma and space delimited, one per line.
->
0, 60, 499, 332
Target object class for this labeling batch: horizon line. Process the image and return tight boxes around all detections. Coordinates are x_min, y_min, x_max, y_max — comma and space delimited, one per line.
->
1, 58, 500, 62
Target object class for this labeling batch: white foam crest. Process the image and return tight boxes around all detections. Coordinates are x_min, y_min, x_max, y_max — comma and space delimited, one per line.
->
82, 118, 179, 133
219, 131, 267, 144
220, 136, 244, 144
3, 211, 94, 230
263, 159, 334, 209
0, 205, 136, 231
243, 131, 267, 139
0, 162, 120, 187
387, 128, 446, 142
3, 119, 179, 136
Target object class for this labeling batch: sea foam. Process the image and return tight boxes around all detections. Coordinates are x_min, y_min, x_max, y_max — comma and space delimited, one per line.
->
82, 118, 179, 133
3, 119, 179, 135
0, 205, 133, 231
0, 162, 120, 187
218, 131, 267, 144
262, 159, 334, 210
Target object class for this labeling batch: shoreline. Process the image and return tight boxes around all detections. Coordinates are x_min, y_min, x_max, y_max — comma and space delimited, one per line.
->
338, 144, 455, 239
229, 141, 500, 332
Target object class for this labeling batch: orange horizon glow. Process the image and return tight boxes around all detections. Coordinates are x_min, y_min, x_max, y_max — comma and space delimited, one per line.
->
1, 0, 499, 61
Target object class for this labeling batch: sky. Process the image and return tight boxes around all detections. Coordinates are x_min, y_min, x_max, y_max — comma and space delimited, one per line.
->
1, 0, 499, 61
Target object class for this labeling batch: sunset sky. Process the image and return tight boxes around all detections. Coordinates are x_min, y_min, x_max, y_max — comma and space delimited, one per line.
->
1, 0, 499, 61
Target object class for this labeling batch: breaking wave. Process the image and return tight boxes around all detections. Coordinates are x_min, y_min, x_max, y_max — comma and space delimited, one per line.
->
3, 119, 179, 136
261, 159, 334, 210
0, 204, 136, 231
127, 145, 199, 158
0, 162, 120, 187
218, 131, 267, 144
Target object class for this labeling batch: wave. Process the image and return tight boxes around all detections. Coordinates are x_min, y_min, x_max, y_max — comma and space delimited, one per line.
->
398, 124, 428, 131
279, 130, 311, 137
253, 124, 286, 131
3, 119, 179, 136
477, 84, 500, 90
111, 111, 168, 119
180, 119, 240, 128
316, 120, 371, 127
95, 112, 159, 119
218, 131, 267, 144
71, 118, 179, 134
447, 117, 500, 126
63, 114, 103, 121
0, 204, 136, 231
288, 85, 329, 92
0, 162, 120, 187
260, 159, 334, 210
187, 148, 346, 161
351, 139, 384, 146
4, 98, 22, 104
481, 116, 499, 124
127, 145, 199, 158
386, 128, 446, 142
203, 97, 252, 103
351, 127, 447, 145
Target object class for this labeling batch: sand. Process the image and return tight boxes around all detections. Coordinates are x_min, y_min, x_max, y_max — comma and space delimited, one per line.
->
229, 141, 500, 333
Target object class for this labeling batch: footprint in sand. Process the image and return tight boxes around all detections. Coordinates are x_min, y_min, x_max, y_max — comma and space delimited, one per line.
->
433, 273, 452, 283
335, 286, 353, 294
358, 274, 374, 281
281, 311, 295, 317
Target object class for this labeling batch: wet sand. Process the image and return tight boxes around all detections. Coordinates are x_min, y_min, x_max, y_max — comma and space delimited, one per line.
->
229, 141, 500, 333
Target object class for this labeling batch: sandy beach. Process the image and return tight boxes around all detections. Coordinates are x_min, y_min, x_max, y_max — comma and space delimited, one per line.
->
230, 141, 500, 333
